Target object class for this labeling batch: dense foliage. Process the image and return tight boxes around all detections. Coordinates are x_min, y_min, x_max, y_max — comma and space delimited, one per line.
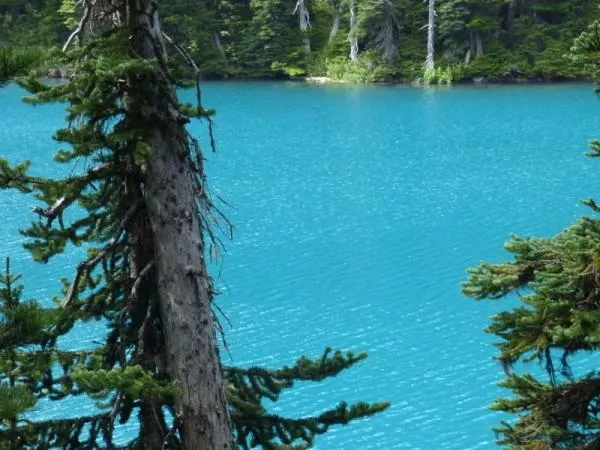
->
1, 0, 599, 82
463, 218, 600, 448
0, 1, 388, 448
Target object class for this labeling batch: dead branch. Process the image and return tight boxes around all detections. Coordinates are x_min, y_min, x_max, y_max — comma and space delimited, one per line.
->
31, 164, 112, 228
118, 259, 154, 364
63, 0, 94, 52
137, 302, 154, 356
62, 200, 141, 307
162, 32, 200, 76
107, 391, 123, 442
32, 196, 67, 228
130, 260, 154, 301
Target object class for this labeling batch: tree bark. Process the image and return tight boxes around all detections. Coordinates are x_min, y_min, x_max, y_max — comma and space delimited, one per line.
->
214, 32, 228, 63
294, 0, 311, 54
124, 156, 167, 450
126, 1, 233, 449
475, 31, 484, 57
348, 0, 359, 63
425, 0, 435, 70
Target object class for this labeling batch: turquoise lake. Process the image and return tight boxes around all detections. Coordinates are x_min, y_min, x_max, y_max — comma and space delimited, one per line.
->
2, 82, 600, 448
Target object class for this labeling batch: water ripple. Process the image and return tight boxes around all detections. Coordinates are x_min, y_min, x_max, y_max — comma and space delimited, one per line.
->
2, 83, 600, 448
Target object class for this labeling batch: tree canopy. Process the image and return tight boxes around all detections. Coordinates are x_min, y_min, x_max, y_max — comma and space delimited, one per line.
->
0, 0, 599, 82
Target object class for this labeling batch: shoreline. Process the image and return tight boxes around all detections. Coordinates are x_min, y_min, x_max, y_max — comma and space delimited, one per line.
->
20, 69, 598, 87
299, 75, 594, 86
200, 74, 595, 86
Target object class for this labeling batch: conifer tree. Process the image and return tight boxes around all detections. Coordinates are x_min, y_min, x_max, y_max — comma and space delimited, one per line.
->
462, 22, 600, 448
463, 217, 600, 447
0, 1, 388, 448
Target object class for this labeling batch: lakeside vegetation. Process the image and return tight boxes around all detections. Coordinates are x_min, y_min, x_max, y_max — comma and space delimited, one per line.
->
1, 0, 600, 83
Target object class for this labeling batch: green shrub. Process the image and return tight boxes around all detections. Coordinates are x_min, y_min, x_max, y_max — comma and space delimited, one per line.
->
0, 46, 48, 82
422, 64, 465, 85
532, 41, 584, 80
271, 61, 307, 77
325, 51, 394, 83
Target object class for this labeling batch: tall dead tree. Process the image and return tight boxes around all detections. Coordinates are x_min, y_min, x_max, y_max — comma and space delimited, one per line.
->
425, 0, 435, 70
348, 0, 359, 62
328, 1, 344, 42
293, 0, 311, 54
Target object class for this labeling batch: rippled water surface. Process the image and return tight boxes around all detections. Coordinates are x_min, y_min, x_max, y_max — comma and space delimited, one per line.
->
2, 82, 600, 448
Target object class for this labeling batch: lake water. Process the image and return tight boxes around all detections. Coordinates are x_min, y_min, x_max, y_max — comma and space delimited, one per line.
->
2, 82, 600, 448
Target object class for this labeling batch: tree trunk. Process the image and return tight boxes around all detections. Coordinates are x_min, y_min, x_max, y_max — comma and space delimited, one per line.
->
475, 31, 484, 57
425, 0, 435, 70
302, 36, 311, 55
214, 32, 228, 63
124, 157, 167, 450
329, 5, 342, 42
348, 0, 359, 63
469, 30, 476, 60
294, 0, 311, 54
377, 8, 397, 62
126, 1, 233, 449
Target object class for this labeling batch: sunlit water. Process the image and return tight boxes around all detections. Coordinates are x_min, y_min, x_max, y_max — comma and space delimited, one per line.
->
2, 82, 600, 448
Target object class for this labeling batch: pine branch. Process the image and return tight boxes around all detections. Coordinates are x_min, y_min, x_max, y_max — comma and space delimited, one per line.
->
63, 200, 141, 307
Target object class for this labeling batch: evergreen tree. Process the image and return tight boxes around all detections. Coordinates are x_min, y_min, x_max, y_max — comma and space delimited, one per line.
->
0, 0, 388, 448
437, 0, 471, 62
462, 24, 600, 447
463, 216, 600, 448
242, 0, 300, 72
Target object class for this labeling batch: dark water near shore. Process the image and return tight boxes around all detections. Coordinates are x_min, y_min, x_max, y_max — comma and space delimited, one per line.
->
2, 82, 600, 448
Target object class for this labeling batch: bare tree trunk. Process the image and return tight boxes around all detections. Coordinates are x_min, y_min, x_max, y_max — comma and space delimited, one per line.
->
475, 31, 484, 57
348, 0, 359, 63
294, 0, 311, 54
302, 37, 311, 55
469, 30, 476, 59
425, 0, 435, 70
126, 1, 233, 449
329, 4, 343, 42
214, 32, 228, 63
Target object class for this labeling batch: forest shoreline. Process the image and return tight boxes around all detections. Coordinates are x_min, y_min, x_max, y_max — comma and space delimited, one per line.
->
8, 64, 595, 90
3, 0, 598, 88
299, 75, 593, 85
34, 70, 596, 87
